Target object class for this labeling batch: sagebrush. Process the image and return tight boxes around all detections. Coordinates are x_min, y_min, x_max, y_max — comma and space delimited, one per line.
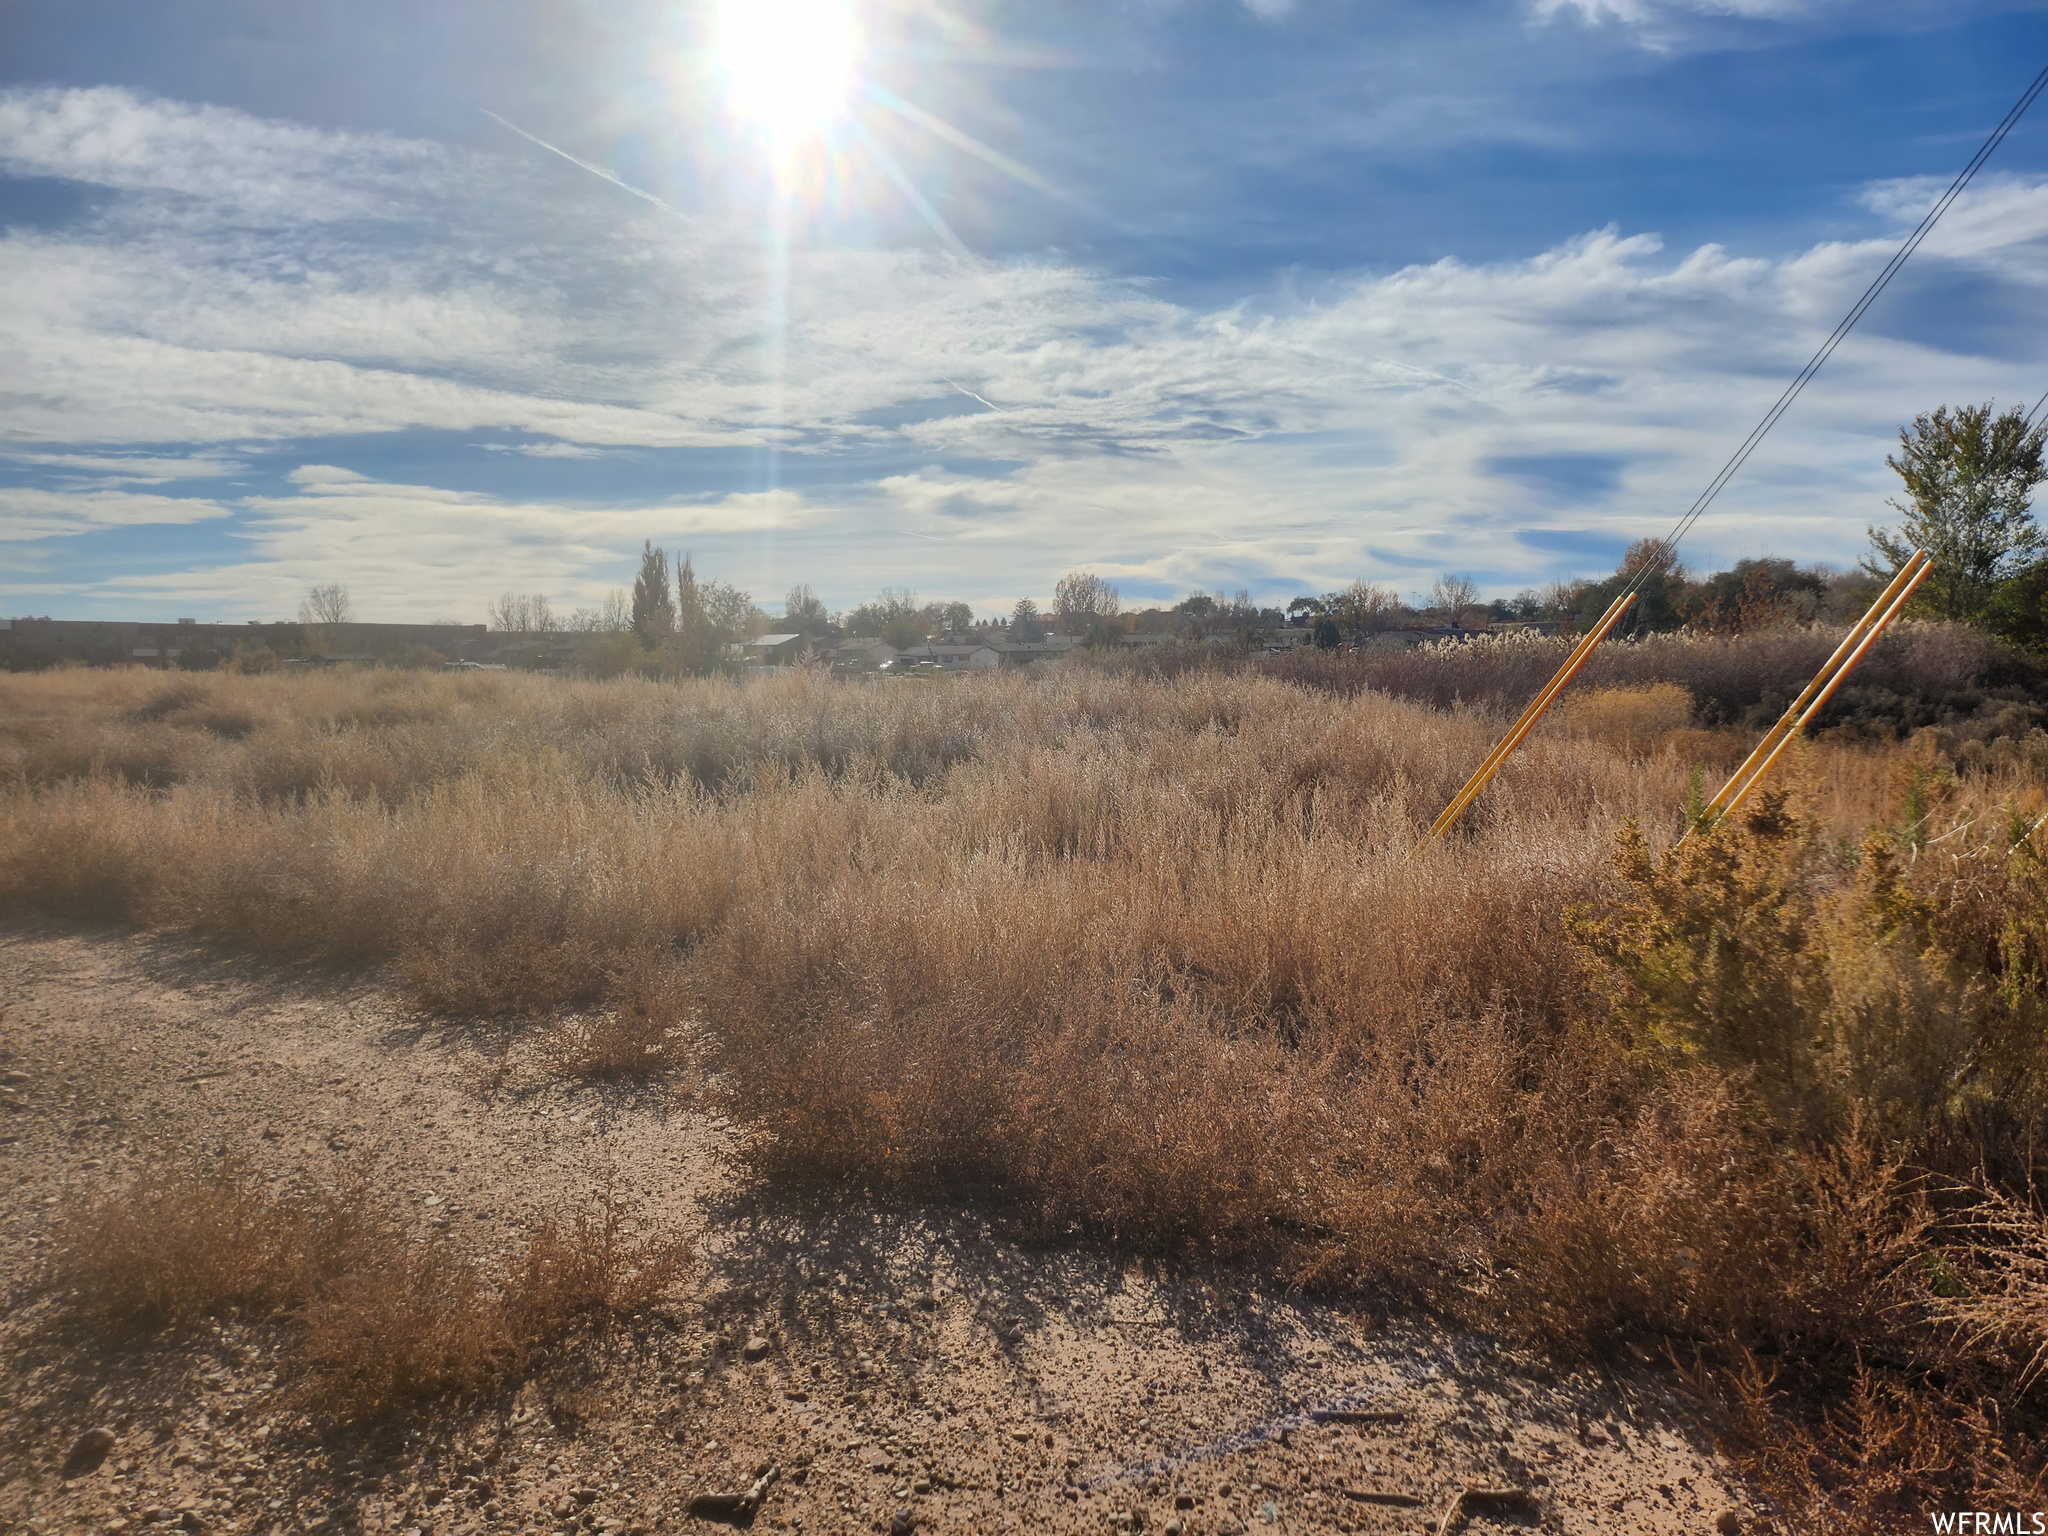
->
7, 654, 2048, 1523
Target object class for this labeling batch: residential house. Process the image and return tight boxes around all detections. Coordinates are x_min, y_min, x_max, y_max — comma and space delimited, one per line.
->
827, 638, 897, 670
891, 643, 1000, 671
745, 633, 810, 666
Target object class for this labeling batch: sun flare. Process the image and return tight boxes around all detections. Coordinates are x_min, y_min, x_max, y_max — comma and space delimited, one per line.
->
714, 0, 861, 152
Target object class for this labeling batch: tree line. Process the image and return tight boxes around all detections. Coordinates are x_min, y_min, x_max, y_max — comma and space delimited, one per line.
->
288, 397, 2048, 676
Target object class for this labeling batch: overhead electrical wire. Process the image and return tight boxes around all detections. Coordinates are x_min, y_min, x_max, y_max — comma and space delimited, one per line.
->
1419, 63, 2048, 849
1614, 59, 2048, 608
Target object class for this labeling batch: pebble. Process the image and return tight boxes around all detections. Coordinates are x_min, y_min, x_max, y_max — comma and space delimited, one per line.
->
1, 1070, 28, 1085
742, 1335, 772, 1361
889, 1510, 917, 1536
1715, 1512, 1742, 1535
62, 1426, 118, 1478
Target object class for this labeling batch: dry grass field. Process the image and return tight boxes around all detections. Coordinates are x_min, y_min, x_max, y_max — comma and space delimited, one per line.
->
4, 637, 2048, 1531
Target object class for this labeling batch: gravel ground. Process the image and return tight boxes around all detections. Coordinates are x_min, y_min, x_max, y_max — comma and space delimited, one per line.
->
0, 926, 1768, 1536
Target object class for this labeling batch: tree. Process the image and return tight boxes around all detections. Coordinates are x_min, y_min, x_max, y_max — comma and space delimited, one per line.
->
1054, 571, 1121, 630
845, 588, 921, 638
1327, 581, 1401, 635
631, 541, 673, 646
1866, 402, 2047, 622
1566, 541, 1691, 635
673, 552, 710, 673
933, 601, 975, 634
298, 583, 353, 625
1680, 559, 1826, 635
487, 592, 557, 633
1982, 558, 2048, 653
1010, 597, 1045, 643
1424, 573, 1480, 622
784, 584, 828, 634
882, 616, 926, 651
1312, 616, 1341, 649
567, 591, 632, 632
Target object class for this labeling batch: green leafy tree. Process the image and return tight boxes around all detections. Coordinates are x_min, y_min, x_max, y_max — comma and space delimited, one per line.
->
1865, 402, 2046, 622
1568, 539, 1689, 635
1981, 558, 2048, 652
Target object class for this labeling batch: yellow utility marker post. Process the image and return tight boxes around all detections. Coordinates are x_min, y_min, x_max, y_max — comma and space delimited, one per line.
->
1686, 550, 1933, 838
1414, 588, 1639, 851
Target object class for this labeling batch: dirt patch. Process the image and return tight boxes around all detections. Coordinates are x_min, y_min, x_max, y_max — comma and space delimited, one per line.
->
0, 927, 1764, 1534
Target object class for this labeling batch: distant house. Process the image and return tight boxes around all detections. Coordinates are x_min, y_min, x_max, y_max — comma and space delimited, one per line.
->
892, 643, 999, 672
746, 633, 810, 666
828, 638, 897, 670
1359, 625, 1478, 651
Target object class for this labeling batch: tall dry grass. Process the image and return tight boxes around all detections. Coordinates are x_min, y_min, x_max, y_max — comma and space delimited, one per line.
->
6, 659, 2048, 1523
47, 1156, 689, 1422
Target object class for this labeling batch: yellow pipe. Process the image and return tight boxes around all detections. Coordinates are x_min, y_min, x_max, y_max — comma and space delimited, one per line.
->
1693, 549, 1928, 829
1422, 589, 1639, 844
1707, 554, 1932, 831
1425, 593, 1628, 838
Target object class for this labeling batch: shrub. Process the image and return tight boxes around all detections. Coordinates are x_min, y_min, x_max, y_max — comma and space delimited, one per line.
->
48, 1156, 689, 1423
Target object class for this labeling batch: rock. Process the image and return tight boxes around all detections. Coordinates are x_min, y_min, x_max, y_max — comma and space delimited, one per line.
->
1715, 1512, 1742, 1535
573, 1486, 601, 1504
889, 1510, 917, 1536
62, 1427, 118, 1478
741, 1335, 771, 1361
1, 1070, 28, 1085
686, 1465, 778, 1525
1175, 1493, 1195, 1509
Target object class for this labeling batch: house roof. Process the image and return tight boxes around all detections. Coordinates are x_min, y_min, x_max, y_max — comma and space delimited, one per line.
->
751, 633, 803, 646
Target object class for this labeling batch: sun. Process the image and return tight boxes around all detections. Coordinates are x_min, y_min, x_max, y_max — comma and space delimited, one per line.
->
714, 0, 862, 154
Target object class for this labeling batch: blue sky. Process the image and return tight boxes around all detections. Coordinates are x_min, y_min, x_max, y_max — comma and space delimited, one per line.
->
4, 0, 2048, 622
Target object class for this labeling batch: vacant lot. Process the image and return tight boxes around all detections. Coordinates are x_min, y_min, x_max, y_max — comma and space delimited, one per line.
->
3, 640, 2046, 1531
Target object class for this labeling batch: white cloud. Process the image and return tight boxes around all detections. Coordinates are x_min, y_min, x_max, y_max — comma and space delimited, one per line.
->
82, 476, 821, 622
5, 85, 2048, 609
0, 85, 449, 222
0, 487, 232, 542
0, 449, 245, 483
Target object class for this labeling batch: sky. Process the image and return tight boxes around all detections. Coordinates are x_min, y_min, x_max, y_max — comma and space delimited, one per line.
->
3, 0, 2048, 623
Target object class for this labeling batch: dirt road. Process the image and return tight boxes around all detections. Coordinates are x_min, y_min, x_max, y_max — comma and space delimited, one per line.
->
0, 927, 1761, 1535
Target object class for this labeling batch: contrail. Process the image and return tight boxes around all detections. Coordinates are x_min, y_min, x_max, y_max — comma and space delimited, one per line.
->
480, 109, 681, 216
945, 380, 999, 411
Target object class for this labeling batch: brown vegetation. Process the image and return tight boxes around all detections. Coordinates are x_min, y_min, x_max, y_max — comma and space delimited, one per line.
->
5, 651, 2048, 1524
47, 1155, 688, 1423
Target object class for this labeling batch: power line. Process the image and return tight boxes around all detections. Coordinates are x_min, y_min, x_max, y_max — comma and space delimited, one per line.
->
1618, 60, 2048, 606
